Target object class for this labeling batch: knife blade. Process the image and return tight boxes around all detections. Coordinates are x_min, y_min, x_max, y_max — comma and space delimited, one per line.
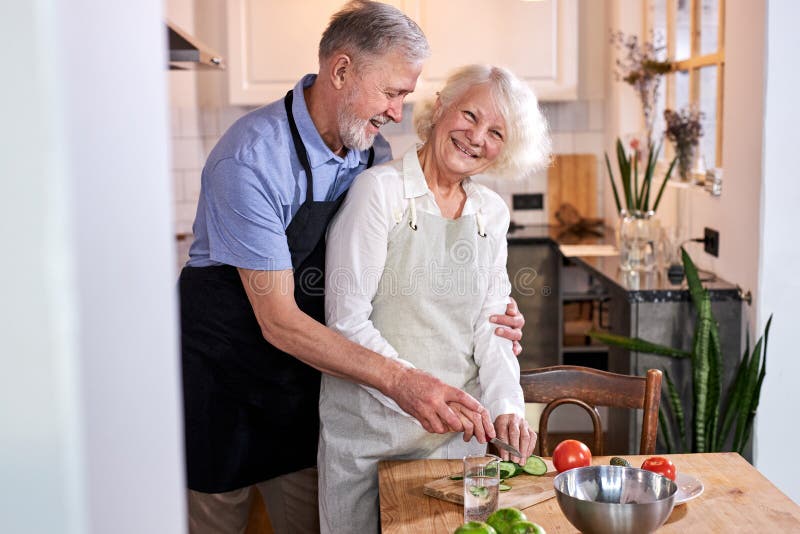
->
490, 437, 523, 459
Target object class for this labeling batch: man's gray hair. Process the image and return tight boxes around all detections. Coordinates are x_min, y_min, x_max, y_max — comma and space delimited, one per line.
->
319, 1, 430, 70
414, 64, 552, 178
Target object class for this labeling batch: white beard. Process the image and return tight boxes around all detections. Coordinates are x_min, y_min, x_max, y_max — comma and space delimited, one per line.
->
337, 84, 382, 151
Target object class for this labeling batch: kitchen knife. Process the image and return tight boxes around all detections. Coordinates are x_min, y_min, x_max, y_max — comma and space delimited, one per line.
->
490, 437, 523, 459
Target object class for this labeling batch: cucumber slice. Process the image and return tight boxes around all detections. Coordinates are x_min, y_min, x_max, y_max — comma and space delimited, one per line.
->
448, 474, 463, 480
521, 455, 548, 476
499, 483, 512, 492
499, 461, 517, 479
469, 486, 489, 498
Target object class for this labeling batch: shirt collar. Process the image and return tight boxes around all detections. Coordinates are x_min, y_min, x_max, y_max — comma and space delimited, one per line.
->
292, 74, 365, 170
401, 146, 485, 207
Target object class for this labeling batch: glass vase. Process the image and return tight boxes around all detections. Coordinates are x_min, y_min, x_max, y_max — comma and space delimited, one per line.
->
677, 143, 697, 182
618, 210, 660, 272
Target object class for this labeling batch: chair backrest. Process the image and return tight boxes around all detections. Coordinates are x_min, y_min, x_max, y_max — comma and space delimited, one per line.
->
520, 365, 662, 456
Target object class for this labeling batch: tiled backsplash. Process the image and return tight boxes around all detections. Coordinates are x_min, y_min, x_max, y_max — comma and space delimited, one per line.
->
170, 97, 606, 237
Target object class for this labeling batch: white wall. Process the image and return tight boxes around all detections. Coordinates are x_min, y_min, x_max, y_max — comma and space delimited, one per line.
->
674, 1, 766, 304
1, 1, 186, 532
755, 0, 800, 504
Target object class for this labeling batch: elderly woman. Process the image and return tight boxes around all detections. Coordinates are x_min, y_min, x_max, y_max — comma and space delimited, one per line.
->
319, 64, 551, 533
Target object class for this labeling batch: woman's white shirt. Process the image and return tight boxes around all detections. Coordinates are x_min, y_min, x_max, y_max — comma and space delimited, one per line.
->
324, 147, 524, 421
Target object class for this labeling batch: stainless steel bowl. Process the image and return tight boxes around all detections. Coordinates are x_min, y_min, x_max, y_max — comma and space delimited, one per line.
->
554, 465, 677, 534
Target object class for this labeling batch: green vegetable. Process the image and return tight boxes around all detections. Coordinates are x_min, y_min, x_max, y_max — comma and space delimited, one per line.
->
521, 455, 547, 476
499, 483, 512, 492
454, 521, 498, 534
487, 508, 527, 534
449, 474, 463, 481
469, 486, 489, 499
610, 456, 631, 467
499, 462, 517, 480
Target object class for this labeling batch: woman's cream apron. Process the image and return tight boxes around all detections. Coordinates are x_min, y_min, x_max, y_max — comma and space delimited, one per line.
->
318, 194, 496, 533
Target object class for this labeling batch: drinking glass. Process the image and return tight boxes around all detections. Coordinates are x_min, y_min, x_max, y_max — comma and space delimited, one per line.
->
463, 453, 500, 523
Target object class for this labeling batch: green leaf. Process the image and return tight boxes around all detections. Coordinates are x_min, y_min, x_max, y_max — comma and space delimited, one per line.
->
587, 330, 691, 358
717, 342, 750, 450
736, 315, 772, 454
658, 408, 675, 454
682, 247, 705, 310
663, 368, 687, 452
706, 324, 722, 451
691, 295, 712, 452
733, 337, 763, 452
642, 140, 662, 211
652, 156, 677, 212
617, 139, 633, 210
605, 152, 622, 214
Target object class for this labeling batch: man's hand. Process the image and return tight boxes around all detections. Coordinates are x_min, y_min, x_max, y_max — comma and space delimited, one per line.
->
447, 402, 493, 444
387, 367, 495, 440
490, 297, 525, 356
494, 413, 536, 464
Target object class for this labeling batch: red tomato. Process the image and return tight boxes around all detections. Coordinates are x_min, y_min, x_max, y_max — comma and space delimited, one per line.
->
552, 439, 592, 473
641, 456, 677, 481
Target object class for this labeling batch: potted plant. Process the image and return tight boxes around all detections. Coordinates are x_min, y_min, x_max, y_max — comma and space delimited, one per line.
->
664, 107, 705, 182
589, 249, 771, 457
605, 137, 677, 271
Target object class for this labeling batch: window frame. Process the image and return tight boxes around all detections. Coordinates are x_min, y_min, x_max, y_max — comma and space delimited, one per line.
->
648, 0, 726, 168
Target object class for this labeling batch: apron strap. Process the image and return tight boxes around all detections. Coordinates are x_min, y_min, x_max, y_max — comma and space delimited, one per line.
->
408, 197, 418, 231
476, 209, 487, 238
284, 91, 315, 204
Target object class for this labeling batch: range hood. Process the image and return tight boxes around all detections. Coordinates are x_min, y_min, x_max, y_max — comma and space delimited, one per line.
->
167, 21, 224, 71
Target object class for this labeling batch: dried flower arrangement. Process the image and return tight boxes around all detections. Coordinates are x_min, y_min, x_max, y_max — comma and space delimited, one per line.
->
664, 107, 705, 181
610, 31, 672, 138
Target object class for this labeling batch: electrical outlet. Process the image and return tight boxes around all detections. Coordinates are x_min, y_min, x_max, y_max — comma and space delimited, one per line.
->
704, 227, 720, 257
512, 193, 543, 211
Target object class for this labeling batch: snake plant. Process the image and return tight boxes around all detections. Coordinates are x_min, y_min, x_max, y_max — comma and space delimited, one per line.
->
589, 248, 772, 455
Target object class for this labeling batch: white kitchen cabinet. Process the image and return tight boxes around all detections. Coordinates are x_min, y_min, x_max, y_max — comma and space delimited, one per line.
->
412, 0, 577, 101
227, 0, 577, 106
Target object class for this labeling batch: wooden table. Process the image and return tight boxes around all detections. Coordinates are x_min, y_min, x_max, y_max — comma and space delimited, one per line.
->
378, 453, 800, 533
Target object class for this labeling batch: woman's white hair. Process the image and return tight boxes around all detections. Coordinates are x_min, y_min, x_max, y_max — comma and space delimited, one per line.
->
414, 64, 551, 178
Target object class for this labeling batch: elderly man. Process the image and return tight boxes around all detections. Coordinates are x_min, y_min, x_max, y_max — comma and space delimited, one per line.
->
179, 2, 524, 532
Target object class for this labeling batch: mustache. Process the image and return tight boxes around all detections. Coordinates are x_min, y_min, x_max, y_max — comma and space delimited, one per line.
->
370, 114, 391, 126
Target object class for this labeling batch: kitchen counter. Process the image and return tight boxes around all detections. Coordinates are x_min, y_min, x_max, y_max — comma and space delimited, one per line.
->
506, 224, 742, 303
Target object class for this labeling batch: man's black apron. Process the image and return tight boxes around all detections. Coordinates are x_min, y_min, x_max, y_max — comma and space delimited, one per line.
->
179, 90, 374, 493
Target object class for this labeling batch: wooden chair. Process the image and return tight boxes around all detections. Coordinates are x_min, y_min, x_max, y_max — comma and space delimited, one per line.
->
520, 365, 662, 456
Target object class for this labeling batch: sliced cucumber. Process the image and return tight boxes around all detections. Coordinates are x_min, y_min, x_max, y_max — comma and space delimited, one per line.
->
448, 474, 463, 480
469, 486, 489, 498
499, 461, 517, 479
521, 455, 548, 476
499, 483, 512, 492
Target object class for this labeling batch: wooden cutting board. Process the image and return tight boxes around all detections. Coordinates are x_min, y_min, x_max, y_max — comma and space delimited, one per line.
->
423, 459, 557, 510
547, 154, 598, 225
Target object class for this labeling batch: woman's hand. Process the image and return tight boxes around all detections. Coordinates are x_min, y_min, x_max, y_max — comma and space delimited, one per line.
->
447, 402, 495, 444
494, 413, 536, 464
490, 298, 525, 356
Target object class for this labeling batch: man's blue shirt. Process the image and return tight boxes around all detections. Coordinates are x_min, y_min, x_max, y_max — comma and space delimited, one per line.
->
187, 74, 392, 270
